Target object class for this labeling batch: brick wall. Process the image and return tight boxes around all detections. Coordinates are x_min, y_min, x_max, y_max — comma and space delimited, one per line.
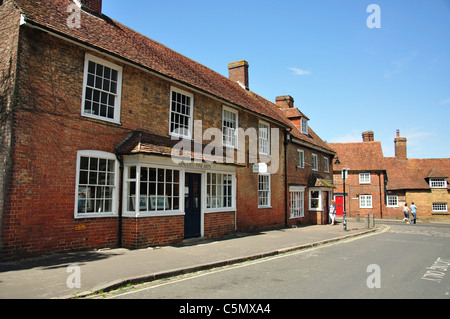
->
0, 0, 21, 258
335, 171, 386, 219
285, 142, 334, 226
235, 110, 286, 232
0, 26, 185, 259
405, 189, 449, 219
122, 216, 184, 249
2, 22, 289, 259
204, 212, 235, 239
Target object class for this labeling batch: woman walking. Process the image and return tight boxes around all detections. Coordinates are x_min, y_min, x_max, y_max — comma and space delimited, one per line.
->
403, 203, 410, 223
329, 200, 337, 225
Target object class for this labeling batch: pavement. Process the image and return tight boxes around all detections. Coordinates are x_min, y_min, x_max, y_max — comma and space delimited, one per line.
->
0, 218, 381, 299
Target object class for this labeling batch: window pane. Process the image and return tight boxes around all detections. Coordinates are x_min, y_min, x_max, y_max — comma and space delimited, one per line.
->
170, 90, 192, 137
129, 167, 181, 213
83, 58, 120, 121
77, 155, 116, 215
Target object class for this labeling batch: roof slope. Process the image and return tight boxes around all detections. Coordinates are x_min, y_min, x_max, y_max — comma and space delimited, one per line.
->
249, 92, 334, 154
384, 158, 450, 190
329, 138, 450, 190
14, 0, 291, 127
328, 141, 385, 171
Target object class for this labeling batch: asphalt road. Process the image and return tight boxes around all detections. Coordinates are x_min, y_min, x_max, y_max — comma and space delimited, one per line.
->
97, 222, 450, 300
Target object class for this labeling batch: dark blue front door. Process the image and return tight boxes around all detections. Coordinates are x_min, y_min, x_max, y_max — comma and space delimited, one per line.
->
184, 173, 201, 239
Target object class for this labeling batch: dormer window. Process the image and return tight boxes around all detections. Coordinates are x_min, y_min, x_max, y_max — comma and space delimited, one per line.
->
301, 118, 308, 135
429, 178, 447, 189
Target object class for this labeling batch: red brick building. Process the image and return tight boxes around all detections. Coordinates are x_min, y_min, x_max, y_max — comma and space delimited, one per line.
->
329, 130, 450, 220
0, 0, 334, 260
329, 132, 386, 219
277, 96, 336, 226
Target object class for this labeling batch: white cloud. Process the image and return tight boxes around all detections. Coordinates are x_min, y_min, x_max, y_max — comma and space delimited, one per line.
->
288, 67, 311, 76
439, 98, 450, 105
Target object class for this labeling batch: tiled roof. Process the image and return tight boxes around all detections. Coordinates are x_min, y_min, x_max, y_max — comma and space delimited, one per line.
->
293, 125, 335, 155
329, 139, 450, 190
276, 105, 333, 154
14, 0, 292, 128
384, 158, 450, 190
328, 141, 385, 171
280, 107, 310, 121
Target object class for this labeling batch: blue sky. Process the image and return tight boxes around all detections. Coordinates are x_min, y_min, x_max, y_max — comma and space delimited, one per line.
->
102, 0, 450, 159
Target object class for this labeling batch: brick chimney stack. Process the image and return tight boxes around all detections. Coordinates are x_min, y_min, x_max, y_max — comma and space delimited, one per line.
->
80, 0, 102, 15
394, 129, 407, 161
362, 131, 374, 142
275, 95, 294, 109
228, 61, 249, 90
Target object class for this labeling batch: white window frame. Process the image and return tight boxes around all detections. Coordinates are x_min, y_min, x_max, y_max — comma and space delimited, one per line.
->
289, 186, 305, 218
387, 195, 398, 207
297, 150, 305, 168
74, 150, 119, 218
309, 188, 322, 211
258, 120, 270, 155
258, 174, 271, 208
301, 118, 308, 135
206, 172, 236, 212
123, 164, 182, 217
169, 87, 194, 139
359, 173, 371, 184
81, 54, 122, 124
324, 157, 330, 173
429, 178, 447, 189
312, 153, 318, 171
432, 203, 448, 212
360, 195, 373, 208
222, 106, 238, 148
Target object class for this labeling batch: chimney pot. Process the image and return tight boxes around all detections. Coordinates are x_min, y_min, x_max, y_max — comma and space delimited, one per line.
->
228, 60, 249, 90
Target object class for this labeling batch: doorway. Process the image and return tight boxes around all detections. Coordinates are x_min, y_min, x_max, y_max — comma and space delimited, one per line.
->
335, 195, 344, 216
184, 173, 201, 239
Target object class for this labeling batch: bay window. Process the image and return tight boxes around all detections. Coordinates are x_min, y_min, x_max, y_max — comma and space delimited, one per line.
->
125, 165, 181, 215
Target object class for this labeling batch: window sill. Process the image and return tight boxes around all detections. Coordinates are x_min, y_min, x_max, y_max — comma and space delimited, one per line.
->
123, 211, 184, 218
81, 113, 121, 125
206, 208, 236, 214
75, 213, 118, 219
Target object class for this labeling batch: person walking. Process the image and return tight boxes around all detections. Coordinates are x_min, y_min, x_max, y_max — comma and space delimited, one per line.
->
409, 202, 417, 224
329, 200, 337, 225
403, 203, 410, 223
